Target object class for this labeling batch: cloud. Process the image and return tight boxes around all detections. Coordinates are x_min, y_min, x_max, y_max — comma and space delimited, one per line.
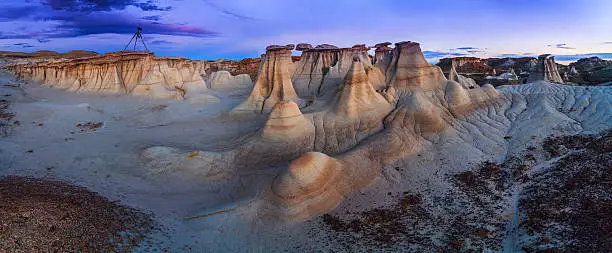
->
41, 0, 171, 13
497, 54, 528, 58
0, 4, 217, 39
11, 42, 34, 48
456, 47, 477, 50
0, 6, 41, 21
201, 0, 256, 20
454, 46, 484, 54
603, 42, 612, 44
554, 43, 576, 50
150, 40, 175, 45
37, 39, 51, 43
422, 50, 467, 59
142, 15, 162, 21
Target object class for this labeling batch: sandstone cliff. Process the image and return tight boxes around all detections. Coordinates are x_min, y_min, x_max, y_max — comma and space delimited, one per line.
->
292, 44, 385, 98
5, 51, 209, 99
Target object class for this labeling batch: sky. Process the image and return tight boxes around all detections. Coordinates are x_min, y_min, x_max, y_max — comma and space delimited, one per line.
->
0, 0, 611, 63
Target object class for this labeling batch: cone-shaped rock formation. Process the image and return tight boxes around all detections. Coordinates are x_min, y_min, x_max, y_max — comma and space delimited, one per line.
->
383, 41, 447, 92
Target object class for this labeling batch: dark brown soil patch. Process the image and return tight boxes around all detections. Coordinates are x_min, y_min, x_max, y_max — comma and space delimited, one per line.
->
0, 176, 157, 252
519, 132, 611, 252
76, 121, 103, 132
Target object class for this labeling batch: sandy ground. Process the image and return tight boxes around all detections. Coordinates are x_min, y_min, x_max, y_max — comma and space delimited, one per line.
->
1, 69, 610, 252
0, 71, 278, 251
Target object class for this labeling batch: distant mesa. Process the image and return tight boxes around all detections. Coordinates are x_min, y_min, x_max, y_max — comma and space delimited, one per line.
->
0, 50, 99, 59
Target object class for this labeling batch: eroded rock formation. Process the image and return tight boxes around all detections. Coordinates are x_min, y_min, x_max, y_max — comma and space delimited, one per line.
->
205, 71, 252, 91
446, 60, 478, 89
232, 45, 302, 113
5, 51, 209, 99
143, 41, 502, 221
568, 56, 612, 85
527, 54, 564, 83
292, 44, 384, 98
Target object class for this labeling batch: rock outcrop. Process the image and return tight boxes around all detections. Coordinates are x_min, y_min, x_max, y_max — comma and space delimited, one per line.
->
373, 42, 392, 65
383, 41, 447, 91
446, 61, 478, 89
568, 57, 612, 85
527, 54, 564, 83
295, 43, 313, 51
232, 45, 302, 113
142, 41, 503, 222
5, 51, 209, 99
292, 44, 384, 98
207, 58, 261, 81
205, 71, 252, 91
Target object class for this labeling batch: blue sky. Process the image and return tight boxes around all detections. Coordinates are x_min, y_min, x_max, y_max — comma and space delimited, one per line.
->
0, 0, 611, 62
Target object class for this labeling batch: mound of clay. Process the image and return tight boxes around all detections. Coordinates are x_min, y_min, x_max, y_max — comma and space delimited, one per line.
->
527, 54, 564, 83
262, 101, 313, 142
270, 152, 344, 220
205, 71, 252, 91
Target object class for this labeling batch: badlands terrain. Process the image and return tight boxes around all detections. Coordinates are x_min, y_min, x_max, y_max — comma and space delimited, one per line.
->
0, 42, 610, 252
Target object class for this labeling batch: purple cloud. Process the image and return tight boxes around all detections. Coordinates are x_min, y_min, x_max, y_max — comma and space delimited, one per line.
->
0, 1, 217, 39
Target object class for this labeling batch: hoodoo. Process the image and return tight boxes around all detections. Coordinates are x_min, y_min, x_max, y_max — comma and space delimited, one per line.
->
527, 54, 564, 83
384, 41, 446, 91
292, 43, 385, 98
232, 44, 301, 113
373, 42, 392, 65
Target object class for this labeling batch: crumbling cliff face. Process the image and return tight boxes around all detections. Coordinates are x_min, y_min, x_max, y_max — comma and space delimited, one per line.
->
438, 57, 493, 75
292, 44, 385, 98
486, 57, 537, 74
446, 60, 479, 89
207, 58, 261, 81
4, 51, 209, 99
527, 54, 564, 83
